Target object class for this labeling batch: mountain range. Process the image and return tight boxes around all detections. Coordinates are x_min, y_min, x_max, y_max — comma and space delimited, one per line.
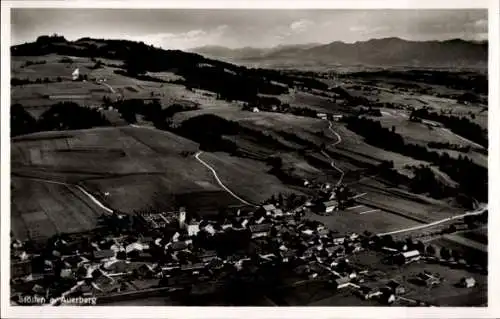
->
191, 37, 488, 68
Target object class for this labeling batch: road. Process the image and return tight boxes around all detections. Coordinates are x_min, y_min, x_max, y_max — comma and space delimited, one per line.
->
377, 204, 487, 236
129, 125, 256, 206
15, 176, 114, 214
100, 82, 116, 94
322, 121, 344, 186
194, 151, 255, 206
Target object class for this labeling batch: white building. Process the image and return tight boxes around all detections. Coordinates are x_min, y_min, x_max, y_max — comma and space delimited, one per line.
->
72, 68, 80, 81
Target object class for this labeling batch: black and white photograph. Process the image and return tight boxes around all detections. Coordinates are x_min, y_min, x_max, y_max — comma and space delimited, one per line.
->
1, 1, 498, 317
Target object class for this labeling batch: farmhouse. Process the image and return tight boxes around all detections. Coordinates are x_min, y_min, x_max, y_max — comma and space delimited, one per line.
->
72, 68, 80, 81
315, 200, 339, 214
250, 224, 272, 239
93, 249, 115, 261
262, 204, 277, 215
332, 114, 344, 122
335, 277, 351, 289
317, 112, 328, 120
460, 277, 476, 288
416, 272, 441, 287
187, 222, 200, 237
393, 250, 420, 264
386, 280, 405, 295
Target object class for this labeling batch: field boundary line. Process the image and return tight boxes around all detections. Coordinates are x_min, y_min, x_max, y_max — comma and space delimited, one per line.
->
13, 175, 114, 214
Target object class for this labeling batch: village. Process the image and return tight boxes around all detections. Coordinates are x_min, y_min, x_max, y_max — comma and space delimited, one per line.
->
10, 177, 486, 307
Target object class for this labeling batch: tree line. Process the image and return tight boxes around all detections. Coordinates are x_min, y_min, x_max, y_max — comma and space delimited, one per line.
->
345, 116, 487, 202
11, 102, 110, 137
411, 108, 487, 148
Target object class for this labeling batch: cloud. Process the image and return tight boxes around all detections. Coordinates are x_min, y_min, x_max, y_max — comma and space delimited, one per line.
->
126, 24, 229, 49
290, 19, 313, 33
475, 19, 488, 28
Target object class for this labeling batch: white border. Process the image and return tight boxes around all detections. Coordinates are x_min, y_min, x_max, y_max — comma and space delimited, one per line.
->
1, 1, 499, 318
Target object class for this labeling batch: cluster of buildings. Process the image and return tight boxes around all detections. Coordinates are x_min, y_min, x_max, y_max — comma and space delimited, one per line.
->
10, 186, 480, 306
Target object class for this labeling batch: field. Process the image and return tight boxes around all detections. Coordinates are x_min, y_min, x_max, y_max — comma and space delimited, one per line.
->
11, 176, 103, 241
457, 227, 487, 245
306, 207, 421, 236
11, 125, 304, 239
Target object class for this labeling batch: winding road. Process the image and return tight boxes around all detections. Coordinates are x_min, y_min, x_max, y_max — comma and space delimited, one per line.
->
194, 151, 255, 206
321, 121, 345, 186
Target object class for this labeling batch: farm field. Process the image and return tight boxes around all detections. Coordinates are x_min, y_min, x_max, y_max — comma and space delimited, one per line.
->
353, 180, 462, 223
11, 125, 302, 236
11, 176, 104, 241
457, 227, 488, 245
305, 207, 422, 236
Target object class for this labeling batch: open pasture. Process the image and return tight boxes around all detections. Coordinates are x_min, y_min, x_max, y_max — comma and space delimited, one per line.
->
305, 205, 421, 236
11, 176, 103, 241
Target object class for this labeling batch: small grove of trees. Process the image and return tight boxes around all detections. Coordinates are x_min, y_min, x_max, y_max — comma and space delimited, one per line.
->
427, 141, 471, 153
11, 77, 63, 86
11, 102, 111, 137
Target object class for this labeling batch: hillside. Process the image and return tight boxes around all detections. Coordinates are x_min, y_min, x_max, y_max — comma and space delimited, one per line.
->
10, 35, 487, 242
192, 38, 488, 69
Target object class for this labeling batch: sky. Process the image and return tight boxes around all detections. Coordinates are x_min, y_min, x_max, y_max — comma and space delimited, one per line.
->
11, 9, 488, 49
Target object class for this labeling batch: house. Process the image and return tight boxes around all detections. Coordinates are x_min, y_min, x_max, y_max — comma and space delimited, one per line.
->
136, 263, 157, 278
255, 216, 266, 224
271, 209, 284, 217
280, 249, 297, 263
317, 113, 328, 120
125, 242, 145, 254
262, 204, 277, 214
93, 249, 115, 260
460, 277, 476, 288
181, 263, 205, 273
416, 272, 441, 287
187, 223, 200, 237
333, 237, 345, 245
357, 285, 382, 300
332, 114, 343, 122
204, 224, 216, 235
335, 277, 351, 289
393, 250, 420, 264
386, 280, 405, 295
249, 224, 272, 238
72, 68, 80, 81
321, 200, 339, 213
318, 229, 330, 238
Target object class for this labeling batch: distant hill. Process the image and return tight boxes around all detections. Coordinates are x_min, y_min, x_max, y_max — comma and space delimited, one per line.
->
191, 43, 321, 61
11, 35, 328, 103
191, 37, 488, 68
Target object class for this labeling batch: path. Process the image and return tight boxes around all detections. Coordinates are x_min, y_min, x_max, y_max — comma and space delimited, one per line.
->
15, 176, 114, 214
377, 204, 487, 236
194, 151, 255, 206
100, 82, 116, 94
321, 121, 344, 186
